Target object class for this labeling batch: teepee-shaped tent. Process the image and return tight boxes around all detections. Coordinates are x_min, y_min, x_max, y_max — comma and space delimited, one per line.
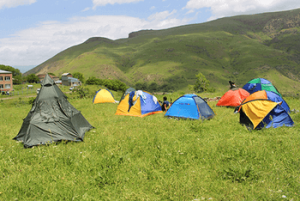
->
14, 74, 93, 148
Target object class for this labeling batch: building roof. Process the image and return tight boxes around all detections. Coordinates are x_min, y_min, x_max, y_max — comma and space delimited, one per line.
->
62, 73, 71, 76
0, 70, 12, 74
68, 77, 80, 82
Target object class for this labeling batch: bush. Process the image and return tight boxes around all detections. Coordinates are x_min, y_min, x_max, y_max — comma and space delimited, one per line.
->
206, 87, 216, 93
86, 77, 100, 85
134, 82, 174, 92
135, 82, 148, 91
28, 98, 35, 105
148, 82, 158, 92
73, 87, 90, 99
86, 77, 127, 92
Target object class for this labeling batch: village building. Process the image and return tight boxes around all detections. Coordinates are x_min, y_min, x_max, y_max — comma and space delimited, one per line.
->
0, 70, 13, 93
61, 73, 81, 86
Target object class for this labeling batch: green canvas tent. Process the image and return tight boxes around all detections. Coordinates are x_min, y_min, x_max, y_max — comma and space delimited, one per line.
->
13, 74, 93, 148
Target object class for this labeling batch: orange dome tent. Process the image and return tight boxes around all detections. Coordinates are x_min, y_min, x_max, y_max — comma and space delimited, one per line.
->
216, 88, 249, 107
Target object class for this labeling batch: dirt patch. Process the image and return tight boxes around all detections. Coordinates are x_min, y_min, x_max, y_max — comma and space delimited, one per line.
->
0, 95, 36, 101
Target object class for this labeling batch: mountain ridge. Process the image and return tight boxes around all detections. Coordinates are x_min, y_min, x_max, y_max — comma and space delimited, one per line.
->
25, 8, 300, 92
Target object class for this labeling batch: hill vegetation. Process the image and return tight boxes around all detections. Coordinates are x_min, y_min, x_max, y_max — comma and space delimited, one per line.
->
25, 8, 300, 93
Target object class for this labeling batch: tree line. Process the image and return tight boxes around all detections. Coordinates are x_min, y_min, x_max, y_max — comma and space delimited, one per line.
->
0, 66, 214, 93
85, 76, 127, 91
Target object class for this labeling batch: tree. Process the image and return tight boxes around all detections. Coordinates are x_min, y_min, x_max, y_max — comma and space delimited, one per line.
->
135, 82, 148, 91
13, 74, 23, 85
188, 85, 194, 91
193, 72, 210, 92
73, 72, 85, 83
86, 77, 100, 85
26, 74, 40, 83
112, 79, 127, 92
85, 77, 127, 91
148, 82, 158, 92
160, 83, 173, 92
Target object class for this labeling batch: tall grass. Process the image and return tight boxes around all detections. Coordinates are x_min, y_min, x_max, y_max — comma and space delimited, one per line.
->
0, 93, 299, 200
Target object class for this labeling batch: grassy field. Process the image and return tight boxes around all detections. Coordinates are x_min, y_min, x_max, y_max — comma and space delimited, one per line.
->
0, 87, 300, 200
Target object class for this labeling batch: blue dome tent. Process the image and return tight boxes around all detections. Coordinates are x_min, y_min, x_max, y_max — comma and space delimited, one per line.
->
165, 94, 215, 120
265, 91, 290, 113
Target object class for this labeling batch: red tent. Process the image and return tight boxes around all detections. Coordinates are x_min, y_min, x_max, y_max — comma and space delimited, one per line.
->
216, 88, 250, 107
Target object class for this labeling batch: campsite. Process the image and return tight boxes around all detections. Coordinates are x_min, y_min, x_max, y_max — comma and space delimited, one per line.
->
0, 80, 300, 200
3, 2, 300, 200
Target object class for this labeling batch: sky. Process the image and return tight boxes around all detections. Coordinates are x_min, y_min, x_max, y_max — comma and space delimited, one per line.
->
1, 0, 300, 73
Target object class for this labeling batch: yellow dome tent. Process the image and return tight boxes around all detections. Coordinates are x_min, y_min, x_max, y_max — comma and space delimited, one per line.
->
115, 90, 162, 117
93, 89, 116, 104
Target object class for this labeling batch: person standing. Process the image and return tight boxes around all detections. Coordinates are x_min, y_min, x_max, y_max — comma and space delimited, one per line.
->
162, 96, 170, 112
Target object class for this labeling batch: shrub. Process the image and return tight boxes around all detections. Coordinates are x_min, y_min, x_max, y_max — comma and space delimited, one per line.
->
86, 77, 127, 92
28, 98, 35, 105
73, 87, 90, 99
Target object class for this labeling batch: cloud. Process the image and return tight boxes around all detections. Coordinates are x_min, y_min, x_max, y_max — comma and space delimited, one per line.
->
0, 13, 189, 66
92, 0, 143, 8
148, 10, 177, 21
184, 0, 300, 21
0, 0, 36, 9
82, 7, 91, 12
150, 6, 155, 10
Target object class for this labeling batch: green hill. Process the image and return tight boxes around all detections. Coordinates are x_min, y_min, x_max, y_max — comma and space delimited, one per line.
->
25, 8, 300, 93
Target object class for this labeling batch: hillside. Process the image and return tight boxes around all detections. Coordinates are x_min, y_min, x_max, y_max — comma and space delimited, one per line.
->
25, 8, 300, 93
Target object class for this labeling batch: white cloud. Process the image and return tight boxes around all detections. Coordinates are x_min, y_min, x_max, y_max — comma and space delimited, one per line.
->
0, 0, 36, 9
92, 0, 143, 8
185, 0, 300, 21
0, 13, 189, 66
82, 7, 91, 12
148, 10, 177, 21
150, 6, 155, 10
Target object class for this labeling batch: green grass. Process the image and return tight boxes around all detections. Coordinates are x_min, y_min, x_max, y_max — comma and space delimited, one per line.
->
0, 90, 300, 200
